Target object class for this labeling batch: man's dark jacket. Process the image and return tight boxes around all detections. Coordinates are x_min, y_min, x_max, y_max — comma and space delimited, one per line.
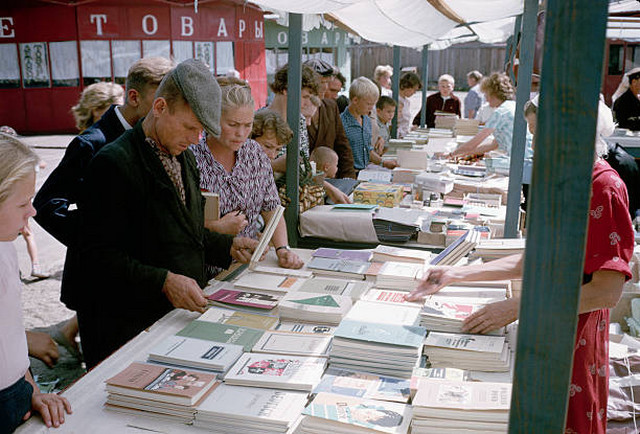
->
308, 98, 357, 179
413, 93, 462, 128
75, 121, 233, 364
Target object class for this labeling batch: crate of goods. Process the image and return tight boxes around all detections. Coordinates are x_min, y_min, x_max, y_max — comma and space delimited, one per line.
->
353, 182, 404, 207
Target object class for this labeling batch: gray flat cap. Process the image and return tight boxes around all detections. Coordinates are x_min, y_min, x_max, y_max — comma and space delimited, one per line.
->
170, 59, 221, 138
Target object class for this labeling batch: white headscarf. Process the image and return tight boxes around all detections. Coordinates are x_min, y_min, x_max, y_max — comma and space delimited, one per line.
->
612, 67, 640, 103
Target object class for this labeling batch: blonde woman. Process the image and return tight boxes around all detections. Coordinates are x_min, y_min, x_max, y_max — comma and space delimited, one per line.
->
71, 82, 124, 131
0, 135, 72, 431
190, 79, 303, 272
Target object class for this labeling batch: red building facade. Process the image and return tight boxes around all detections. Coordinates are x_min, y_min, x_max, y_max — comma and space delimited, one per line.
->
0, 0, 266, 133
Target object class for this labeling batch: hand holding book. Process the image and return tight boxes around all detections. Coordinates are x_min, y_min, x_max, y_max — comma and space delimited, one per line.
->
162, 271, 208, 313
461, 297, 519, 334
230, 236, 261, 264
405, 266, 454, 301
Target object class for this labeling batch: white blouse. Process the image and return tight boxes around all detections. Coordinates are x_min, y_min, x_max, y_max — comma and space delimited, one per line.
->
0, 242, 29, 390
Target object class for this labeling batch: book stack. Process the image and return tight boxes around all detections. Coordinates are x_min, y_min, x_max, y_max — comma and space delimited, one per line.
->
434, 112, 458, 129
357, 169, 393, 183
361, 288, 424, 307
300, 392, 412, 433
330, 319, 426, 378
252, 331, 333, 357
375, 261, 429, 291
409, 366, 469, 399
224, 353, 326, 391
194, 384, 308, 433
371, 245, 432, 264
314, 367, 411, 403
207, 285, 281, 312
197, 306, 279, 330
148, 335, 244, 373
307, 256, 371, 280
373, 207, 433, 243
277, 291, 352, 325
453, 118, 480, 136
411, 380, 511, 433
454, 165, 487, 178
234, 272, 307, 294
176, 320, 265, 352
471, 238, 526, 261
430, 229, 481, 266
387, 139, 416, 155
397, 149, 430, 170
313, 247, 373, 262
418, 299, 483, 333
105, 362, 219, 423
391, 167, 422, 183
414, 172, 455, 195
423, 332, 512, 372
345, 301, 421, 326
298, 277, 370, 301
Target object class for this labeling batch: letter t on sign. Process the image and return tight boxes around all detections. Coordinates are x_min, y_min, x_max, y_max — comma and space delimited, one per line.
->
90, 14, 107, 36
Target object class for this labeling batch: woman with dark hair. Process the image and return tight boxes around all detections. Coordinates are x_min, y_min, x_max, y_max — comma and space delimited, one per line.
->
612, 67, 640, 131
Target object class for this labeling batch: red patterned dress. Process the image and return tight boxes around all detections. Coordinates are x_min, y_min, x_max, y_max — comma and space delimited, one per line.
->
565, 159, 634, 434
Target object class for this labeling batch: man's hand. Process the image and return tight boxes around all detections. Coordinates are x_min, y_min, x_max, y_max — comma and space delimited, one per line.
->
405, 266, 454, 301
26, 331, 59, 368
461, 298, 519, 334
205, 211, 248, 235
374, 136, 385, 155
26, 392, 72, 428
162, 271, 207, 313
231, 236, 260, 263
276, 249, 304, 269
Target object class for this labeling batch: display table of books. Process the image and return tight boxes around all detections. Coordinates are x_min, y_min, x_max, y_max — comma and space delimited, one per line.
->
17, 248, 522, 434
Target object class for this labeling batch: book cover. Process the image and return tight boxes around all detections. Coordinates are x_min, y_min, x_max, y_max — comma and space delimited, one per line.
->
148, 336, 243, 372
314, 368, 411, 403
197, 307, 278, 330
279, 292, 352, 315
424, 332, 505, 353
420, 299, 479, 321
207, 288, 279, 310
274, 321, 336, 335
202, 191, 219, 221
299, 278, 368, 300
249, 205, 284, 270
234, 272, 305, 293
362, 289, 422, 306
105, 362, 217, 405
413, 380, 511, 411
345, 301, 421, 326
334, 320, 426, 348
302, 392, 411, 433
252, 331, 332, 357
176, 320, 264, 352
313, 248, 373, 262
307, 257, 370, 275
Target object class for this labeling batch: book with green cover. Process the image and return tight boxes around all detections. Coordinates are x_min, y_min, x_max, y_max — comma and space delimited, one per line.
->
197, 307, 278, 330
176, 320, 264, 352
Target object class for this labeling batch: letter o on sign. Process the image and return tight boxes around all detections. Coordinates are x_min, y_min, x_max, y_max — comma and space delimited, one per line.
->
142, 14, 158, 35
277, 31, 287, 45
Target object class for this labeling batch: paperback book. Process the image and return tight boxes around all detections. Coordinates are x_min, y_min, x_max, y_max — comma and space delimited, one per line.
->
176, 320, 264, 352
148, 335, 243, 372
207, 287, 280, 310
197, 306, 279, 330
314, 368, 411, 403
234, 272, 306, 293
278, 291, 352, 325
252, 331, 333, 357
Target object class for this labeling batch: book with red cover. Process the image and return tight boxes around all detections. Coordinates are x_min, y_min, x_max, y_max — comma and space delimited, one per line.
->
207, 288, 280, 310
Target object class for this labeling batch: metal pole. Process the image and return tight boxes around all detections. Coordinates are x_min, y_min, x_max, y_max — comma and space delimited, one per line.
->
420, 45, 429, 128
285, 13, 302, 247
504, 0, 537, 238
509, 0, 608, 431
391, 45, 401, 138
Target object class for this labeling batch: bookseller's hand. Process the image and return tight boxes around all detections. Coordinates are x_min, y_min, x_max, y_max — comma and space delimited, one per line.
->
27, 391, 72, 428
162, 271, 207, 313
405, 266, 454, 301
276, 248, 304, 269
461, 298, 519, 334
26, 331, 59, 368
382, 159, 398, 169
231, 236, 260, 263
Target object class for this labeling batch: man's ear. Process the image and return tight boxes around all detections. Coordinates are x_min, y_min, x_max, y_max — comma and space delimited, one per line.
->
152, 97, 166, 116
127, 88, 140, 107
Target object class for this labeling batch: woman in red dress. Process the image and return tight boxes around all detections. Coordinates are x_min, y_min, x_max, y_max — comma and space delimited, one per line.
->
406, 96, 634, 433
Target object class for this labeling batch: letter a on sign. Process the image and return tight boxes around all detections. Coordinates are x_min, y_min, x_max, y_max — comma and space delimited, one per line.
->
218, 18, 228, 37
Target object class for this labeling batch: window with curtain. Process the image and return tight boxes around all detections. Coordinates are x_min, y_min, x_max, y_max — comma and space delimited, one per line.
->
49, 41, 80, 87
194, 41, 214, 73
80, 40, 111, 85
0, 43, 20, 89
265, 49, 277, 75
142, 40, 170, 59
20, 42, 50, 88
215, 41, 234, 76
112, 40, 141, 85
172, 40, 193, 64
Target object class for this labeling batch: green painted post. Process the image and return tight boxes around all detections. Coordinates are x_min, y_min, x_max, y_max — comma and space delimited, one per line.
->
391, 45, 401, 138
509, 0, 608, 432
420, 45, 429, 128
504, 0, 537, 238
285, 13, 302, 247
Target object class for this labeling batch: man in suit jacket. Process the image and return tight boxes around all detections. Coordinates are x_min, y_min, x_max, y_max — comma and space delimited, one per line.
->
32, 58, 174, 356
74, 59, 259, 368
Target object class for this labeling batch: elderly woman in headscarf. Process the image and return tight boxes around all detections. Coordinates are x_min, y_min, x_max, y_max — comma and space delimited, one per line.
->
612, 67, 640, 131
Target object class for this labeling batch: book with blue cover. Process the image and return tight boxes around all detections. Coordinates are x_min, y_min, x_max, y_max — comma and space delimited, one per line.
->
313, 368, 411, 403
334, 320, 426, 348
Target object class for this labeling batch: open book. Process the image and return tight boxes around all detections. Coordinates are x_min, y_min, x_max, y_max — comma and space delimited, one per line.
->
249, 205, 284, 270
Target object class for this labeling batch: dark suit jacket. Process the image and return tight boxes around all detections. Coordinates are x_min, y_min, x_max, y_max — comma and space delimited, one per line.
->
307, 99, 357, 179
74, 122, 234, 352
613, 89, 640, 131
413, 93, 462, 128
34, 104, 125, 247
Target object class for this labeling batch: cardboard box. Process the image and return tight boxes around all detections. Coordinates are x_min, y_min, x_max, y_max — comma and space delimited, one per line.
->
353, 182, 404, 208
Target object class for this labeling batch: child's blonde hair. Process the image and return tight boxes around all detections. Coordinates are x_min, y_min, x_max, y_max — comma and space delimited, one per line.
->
349, 77, 380, 101
0, 133, 39, 206
310, 146, 338, 167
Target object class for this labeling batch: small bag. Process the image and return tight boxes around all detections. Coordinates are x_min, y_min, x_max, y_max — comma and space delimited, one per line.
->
276, 150, 325, 213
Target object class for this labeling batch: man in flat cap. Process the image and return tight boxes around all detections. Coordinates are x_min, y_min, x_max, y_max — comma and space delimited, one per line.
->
73, 59, 260, 368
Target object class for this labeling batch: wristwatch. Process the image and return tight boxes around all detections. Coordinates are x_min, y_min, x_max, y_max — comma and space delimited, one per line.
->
275, 245, 290, 254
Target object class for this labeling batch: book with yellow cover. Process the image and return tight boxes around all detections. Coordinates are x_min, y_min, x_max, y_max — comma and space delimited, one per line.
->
353, 182, 404, 208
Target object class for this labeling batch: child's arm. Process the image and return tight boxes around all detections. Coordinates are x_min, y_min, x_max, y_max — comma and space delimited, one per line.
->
24, 370, 72, 428
369, 150, 397, 169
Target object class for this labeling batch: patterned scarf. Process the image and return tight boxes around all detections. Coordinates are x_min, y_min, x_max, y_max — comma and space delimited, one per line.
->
146, 137, 186, 205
